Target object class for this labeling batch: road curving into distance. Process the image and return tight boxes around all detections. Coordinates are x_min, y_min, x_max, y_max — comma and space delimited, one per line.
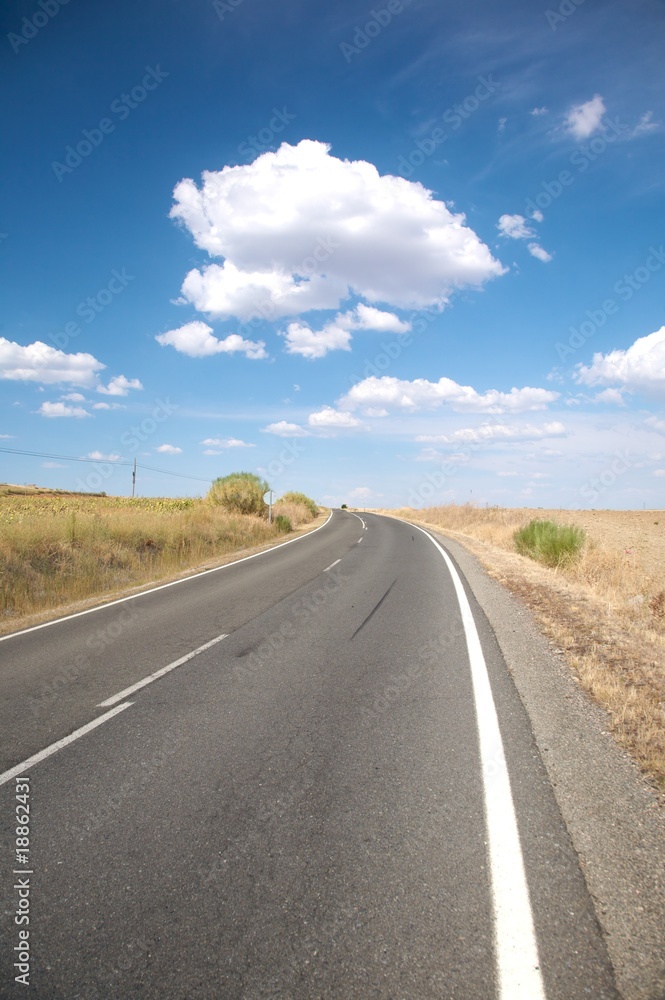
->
0, 509, 620, 998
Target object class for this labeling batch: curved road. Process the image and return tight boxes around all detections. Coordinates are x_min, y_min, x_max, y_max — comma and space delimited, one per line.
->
0, 510, 617, 998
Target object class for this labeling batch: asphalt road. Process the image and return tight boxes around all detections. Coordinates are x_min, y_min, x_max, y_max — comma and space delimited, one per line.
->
0, 510, 619, 998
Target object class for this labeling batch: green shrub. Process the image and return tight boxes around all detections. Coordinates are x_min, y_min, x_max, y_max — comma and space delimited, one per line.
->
208, 472, 268, 516
274, 514, 292, 533
514, 519, 586, 568
341, 503, 348, 509
280, 491, 318, 517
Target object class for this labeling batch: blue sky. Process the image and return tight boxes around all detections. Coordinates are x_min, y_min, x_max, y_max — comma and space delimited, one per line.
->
1, 0, 664, 508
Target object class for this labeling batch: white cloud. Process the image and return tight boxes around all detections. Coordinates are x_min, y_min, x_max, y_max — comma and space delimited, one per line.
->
170, 140, 505, 319
38, 401, 90, 418
0, 338, 104, 387
156, 444, 182, 454
156, 321, 267, 360
98, 375, 143, 396
416, 421, 567, 444
339, 375, 559, 414
308, 406, 363, 429
630, 111, 659, 138
530, 107, 548, 117
349, 486, 372, 498
575, 326, 665, 394
283, 320, 352, 359
530, 209, 544, 223
646, 415, 665, 434
653, 469, 665, 477
564, 94, 606, 140
62, 392, 86, 402
497, 214, 534, 240
42, 461, 66, 469
92, 402, 124, 411
594, 388, 625, 405
528, 243, 553, 263
282, 303, 410, 359
262, 420, 310, 437
87, 450, 120, 461
497, 117, 507, 132
201, 437, 255, 449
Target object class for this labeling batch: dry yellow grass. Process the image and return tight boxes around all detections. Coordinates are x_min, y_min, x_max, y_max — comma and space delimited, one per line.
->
385, 504, 665, 794
0, 491, 318, 634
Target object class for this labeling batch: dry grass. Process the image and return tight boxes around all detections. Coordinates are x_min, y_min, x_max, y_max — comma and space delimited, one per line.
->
0, 492, 318, 633
385, 504, 665, 794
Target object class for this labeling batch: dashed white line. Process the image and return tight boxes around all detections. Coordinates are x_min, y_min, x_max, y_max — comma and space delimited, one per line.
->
324, 559, 341, 572
98, 632, 229, 708
357, 536, 363, 543
410, 521, 546, 1000
0, 702, 134, 788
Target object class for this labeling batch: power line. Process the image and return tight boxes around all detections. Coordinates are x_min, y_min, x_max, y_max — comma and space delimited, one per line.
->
0, 446, 212, 485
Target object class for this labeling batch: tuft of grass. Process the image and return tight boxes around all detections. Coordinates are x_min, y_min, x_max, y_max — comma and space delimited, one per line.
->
274, 514, 292, 533
514, 519, 586, 568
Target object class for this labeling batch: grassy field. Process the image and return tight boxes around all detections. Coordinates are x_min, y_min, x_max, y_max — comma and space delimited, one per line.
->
383, 504, 665, 795
0, 487, 319, 633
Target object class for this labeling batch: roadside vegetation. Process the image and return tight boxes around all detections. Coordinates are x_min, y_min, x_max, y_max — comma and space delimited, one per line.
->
0, 482, 320, 633
514, 518, 586, 567
388, 503, 665, 793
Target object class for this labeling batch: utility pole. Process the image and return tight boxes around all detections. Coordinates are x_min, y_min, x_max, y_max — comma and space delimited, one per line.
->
132, 458, 136, 498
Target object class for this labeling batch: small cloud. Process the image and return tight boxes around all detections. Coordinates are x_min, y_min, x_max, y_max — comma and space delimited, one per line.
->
42, 461, 66, 469
530, 107, 548, 116
653, 469, 665, 477
87, 450, 121, 461
528, 243, 553, 262
262, 420, 310, 437
156, 321, 267, 360
630, 111, 659, 138
156, 444, 182, 454
38, 401, 90, 418
92, 402, 124, 410
530, 209, 544, 223
563, 94, 606, 140
0, 433, 14, 439
201, 437, 254, 449
497, 214, 534, 240
349, 486, 372, 499
308, 407, 362, 429
98, 375, 143, 396
497, 117, 507, 132
594, 388, 625, 406
62, 392, 86, 402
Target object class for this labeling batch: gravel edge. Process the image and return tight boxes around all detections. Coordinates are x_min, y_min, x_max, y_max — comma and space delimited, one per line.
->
424, 525, 665, 1000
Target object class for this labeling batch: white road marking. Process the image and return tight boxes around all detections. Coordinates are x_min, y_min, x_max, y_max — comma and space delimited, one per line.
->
324, 559, 341, 572
349, 511, 366, 530
0, 702, 133, 788
98, 632, 229, 708
0, 510, 334, 643
411, 521, 546, 1000
357, 536, 363, 543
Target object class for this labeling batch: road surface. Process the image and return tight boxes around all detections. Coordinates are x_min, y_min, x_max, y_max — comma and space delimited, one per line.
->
0, 510, 618, 998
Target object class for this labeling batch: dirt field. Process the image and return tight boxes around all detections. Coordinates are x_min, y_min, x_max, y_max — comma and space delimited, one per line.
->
517, 508, 665, 580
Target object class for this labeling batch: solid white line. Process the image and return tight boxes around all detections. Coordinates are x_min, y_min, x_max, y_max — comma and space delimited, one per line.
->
410, 520, 546, 1000
0, 702, 133, 788
98, 632, 228, 708
324, 559, 341, 572
0, 510, 334, 643
357, 536, 363, 543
